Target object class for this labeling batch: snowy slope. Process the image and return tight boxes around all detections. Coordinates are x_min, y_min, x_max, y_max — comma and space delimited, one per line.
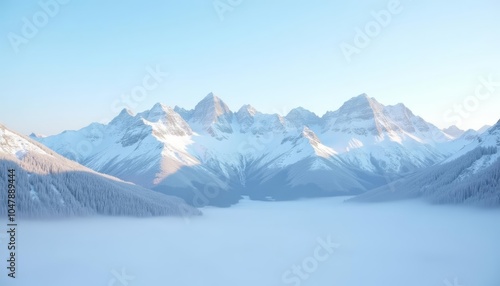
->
443, 125, 465, 138
319, 94, 451, 173
0, 124, 201, 217
35, 93, 473, 206
352, 118, 500, 206
478, 124, 492, 134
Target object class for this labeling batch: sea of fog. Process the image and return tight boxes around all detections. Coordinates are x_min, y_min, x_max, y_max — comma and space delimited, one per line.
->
1, 197, 499, 286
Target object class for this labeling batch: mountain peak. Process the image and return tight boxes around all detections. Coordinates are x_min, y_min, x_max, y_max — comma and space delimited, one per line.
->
199, 92, 225, 105
235, 105, 258, 133
151, 102, 168, 109
115, 108, 134, 118
188, 93, 233, 137
29, 132, 46, 139
443, 125, 465, 138
204, 92, 217, 99
332, 94, 383, 116
287, 107, 316, 115
348, 93, 376, 104
120, 108, 134, 116
109, 108, 135, 126
326, 94, 383, 120
391, 102, 412, 112
192, 93, 232, 123
322, 95, 430, 138
146, 103, 174, 122
286, 107, 321, 127
239, 104, 257, 114
150, 102, 171, 113
195, 93, 229, 109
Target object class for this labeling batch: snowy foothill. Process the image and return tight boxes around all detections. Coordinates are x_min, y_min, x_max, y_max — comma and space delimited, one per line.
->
1, 197, 499, 286
0, 124, 200, 218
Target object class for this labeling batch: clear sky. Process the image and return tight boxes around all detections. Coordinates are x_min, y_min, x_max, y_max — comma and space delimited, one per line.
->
1, 0, 500, 135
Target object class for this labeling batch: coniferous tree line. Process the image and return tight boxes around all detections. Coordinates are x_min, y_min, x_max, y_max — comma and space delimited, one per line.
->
356, 146, 500, 206
0, 155, 201, 218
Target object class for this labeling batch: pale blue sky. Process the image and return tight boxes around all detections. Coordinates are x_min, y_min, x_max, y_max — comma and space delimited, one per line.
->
1, 0, 500, 135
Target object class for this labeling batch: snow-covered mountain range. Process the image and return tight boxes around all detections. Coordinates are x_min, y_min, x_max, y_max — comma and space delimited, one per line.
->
0, 124, 201, 217
352, 118, 500, 206
33, 93, 487, 206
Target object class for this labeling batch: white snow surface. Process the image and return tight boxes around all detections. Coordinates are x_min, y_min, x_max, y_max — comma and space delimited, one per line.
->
0, 124, 200, 217
34, 93, 476, 195
0, 125, 49, 158
2, 197, 499, 286
444, 120, 500, 165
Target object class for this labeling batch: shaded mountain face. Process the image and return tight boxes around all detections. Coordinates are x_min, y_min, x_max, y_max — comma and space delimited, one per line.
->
478, 124, 492, 134
0, 124, 200, 217
443, 125, 465, 138
186, 92, 234, 139
322, 94, 388, 136
34, 93, 476, 206
322, 94, 450, 144
286, 107, 322, 128
351, 118, 500, 206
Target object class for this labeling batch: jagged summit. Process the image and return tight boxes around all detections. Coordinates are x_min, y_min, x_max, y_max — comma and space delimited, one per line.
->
235, 104, 259, 133
32, 92, 482, 206
150, 102, 169, 111
189, 93, 233, 137
203, 91, 217, 100
348, 93, 381, 107
119, 108, 134, 116
197, 92, 229, 109
322, 94, 387, 136
109, 108, 134, 125
115, 108, 134, 118
384, 102, 415, 117
191, 93, 232, 122
324, 94, 383, 120
237, 104, 258, 117
142, 103, 172, 121
173, 105, 194, 121
443, 125, 465, 138
343, 93, 378, 106
286, 107, 321, 127
29, 132, 46, 139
